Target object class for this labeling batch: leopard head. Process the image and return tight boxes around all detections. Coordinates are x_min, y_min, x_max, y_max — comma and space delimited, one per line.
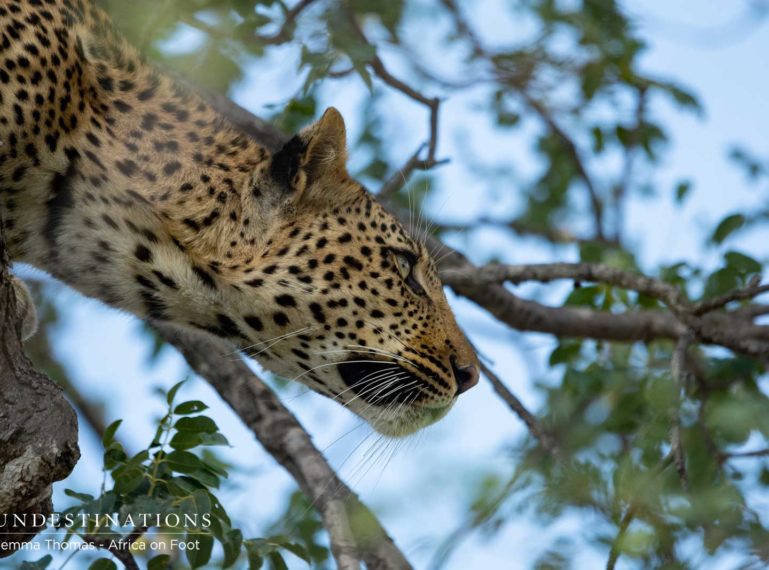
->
230, 108, 479, 437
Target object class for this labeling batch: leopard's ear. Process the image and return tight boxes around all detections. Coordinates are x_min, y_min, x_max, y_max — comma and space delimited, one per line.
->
270, 107, 348, 199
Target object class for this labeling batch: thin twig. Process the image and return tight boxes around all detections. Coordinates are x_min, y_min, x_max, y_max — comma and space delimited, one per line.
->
670, 332, 693, 490
480, 362, 560, 457
344, 8, 443, 166
692, 278, 769, 315
520, 94, 605, 241
81, 534, 140, 570
606, 507, 635, 570
378, 143, 448, 199
725, 448, 769, 458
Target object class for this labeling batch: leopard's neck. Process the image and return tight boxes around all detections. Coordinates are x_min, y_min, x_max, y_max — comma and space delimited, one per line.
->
1, 3, 290, 336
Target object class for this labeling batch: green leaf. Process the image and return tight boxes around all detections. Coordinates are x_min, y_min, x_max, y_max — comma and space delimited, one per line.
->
348, 0, 405, 36
178, 489, 213, 519
170, 431, 203, 450
188, 468, 221, 489
112, 466, 145, 494
279, 541, 311, 563
120, 495, 169, 521
126, 449, 150, 466
710, 214, 745, 244
104, 445, 127, 469
174, 401, 209, 415
246, 542, 264, 570
703, 267, 740, 299
186, 532, 214, 568
549, 341, 582, 365
147, 555, 172, 570
222, 528, 244, 568
198, 432, 230, 446
166, 380, 187, 405
729, 146, 766, 180
352, 60, 373, 90
64, 489, 95, 502
591, 126, 604, 153
102, 419, 123, 447
269, 551, 289, 570
166, 450, 204, 475
564, 286, 601, 307
175, 416, 219, 434
662, 83, 703, 115
167, 476, 205, 497
724, 251, 762, 275
88, 560, 117, 570
674, 180, 692, 204
581, 61, 604, 99
201, 458, 229, 478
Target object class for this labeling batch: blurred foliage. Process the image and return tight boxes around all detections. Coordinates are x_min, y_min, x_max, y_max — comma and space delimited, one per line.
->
16, 381, 320, 569
16, 0, 769, 568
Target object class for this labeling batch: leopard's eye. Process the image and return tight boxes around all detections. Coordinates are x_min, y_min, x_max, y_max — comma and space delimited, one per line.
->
391, 249, 425, 295
394, 252, 412, 279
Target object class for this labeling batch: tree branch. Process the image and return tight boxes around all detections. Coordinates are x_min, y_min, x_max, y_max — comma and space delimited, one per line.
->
438, 261, 769, 358
441, 262, 686, 306
0, 224, 80, 557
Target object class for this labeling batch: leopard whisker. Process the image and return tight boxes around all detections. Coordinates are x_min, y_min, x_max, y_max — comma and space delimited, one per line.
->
343, 373, 414, 410
288, 359, 398, 384
224, 325, 314, 357
314, 346, 417, 369
358, 378, 420, 415
334, 370, 409, 409
335, 373, 408, 411
321, 420, 368, 453
342, 344, 418, 366
235, 326, 315, 361
331, 366, 402, 405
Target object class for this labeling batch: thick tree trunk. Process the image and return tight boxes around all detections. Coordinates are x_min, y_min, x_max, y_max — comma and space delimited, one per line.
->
0, 229, 80, 557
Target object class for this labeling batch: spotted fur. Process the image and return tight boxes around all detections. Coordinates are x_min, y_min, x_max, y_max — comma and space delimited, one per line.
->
0, 0, 479, 436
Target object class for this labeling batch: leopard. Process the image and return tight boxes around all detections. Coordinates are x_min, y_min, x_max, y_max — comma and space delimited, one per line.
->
0, 0, 479, 437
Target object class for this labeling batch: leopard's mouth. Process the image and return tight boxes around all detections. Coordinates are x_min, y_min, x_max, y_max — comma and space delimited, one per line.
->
337, 359, 423, 407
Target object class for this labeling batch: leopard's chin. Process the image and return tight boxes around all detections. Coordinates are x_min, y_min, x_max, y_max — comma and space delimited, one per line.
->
369, 403, 455, 438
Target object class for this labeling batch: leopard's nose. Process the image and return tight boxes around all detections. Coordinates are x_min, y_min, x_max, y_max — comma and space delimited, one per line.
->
451, 357, 479, 395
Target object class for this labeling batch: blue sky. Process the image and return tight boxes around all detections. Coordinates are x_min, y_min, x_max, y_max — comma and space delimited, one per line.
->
10, 1, 769, 569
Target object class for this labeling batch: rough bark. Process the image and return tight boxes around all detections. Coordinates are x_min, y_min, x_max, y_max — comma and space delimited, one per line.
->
0, 230, 80, 557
